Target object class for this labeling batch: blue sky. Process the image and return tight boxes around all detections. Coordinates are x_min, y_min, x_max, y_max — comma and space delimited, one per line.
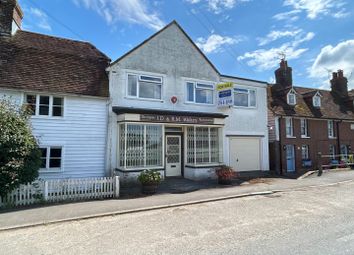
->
19, 0, 354, 89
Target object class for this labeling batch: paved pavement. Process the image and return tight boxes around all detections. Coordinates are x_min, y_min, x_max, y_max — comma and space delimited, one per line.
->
0, 170, 354, 231
1, 172, 354, 254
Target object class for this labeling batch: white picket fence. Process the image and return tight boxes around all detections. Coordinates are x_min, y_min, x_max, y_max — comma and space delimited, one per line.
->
0, 176, 119, 208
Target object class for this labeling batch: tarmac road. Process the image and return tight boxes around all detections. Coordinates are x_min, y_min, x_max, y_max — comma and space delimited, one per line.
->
1, 180, 354, 255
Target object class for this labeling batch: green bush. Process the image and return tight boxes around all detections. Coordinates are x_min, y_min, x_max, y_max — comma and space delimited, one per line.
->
0, 100, 41, 197
138, 170, 161, 185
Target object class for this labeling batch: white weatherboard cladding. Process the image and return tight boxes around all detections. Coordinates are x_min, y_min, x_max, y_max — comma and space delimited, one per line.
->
0, 89, 109, 179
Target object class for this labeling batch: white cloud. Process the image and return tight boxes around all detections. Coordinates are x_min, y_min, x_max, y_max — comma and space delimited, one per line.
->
25, 7, 52, 31
283, 0, 348, 19
74, 0, 165, 31
185, 0, 202, 3
196, 34, 244, 54
238, 31, 315, 71
257, 29, 302, 46
238, 46, 307, 71
186, 0, 250, 14
310, 40, 354, 89
272, 10, 301, 22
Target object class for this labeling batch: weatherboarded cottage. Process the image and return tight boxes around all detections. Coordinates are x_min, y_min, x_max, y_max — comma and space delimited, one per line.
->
0, 0, 110, 179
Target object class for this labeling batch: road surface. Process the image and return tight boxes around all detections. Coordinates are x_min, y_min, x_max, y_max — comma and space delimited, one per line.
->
1, 180, 354, 254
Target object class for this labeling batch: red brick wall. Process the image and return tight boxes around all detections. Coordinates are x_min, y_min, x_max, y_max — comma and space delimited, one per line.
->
278, 117, 354, 173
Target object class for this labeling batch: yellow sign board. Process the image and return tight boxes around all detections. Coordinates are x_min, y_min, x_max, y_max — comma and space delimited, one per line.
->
216, 82, 233, 91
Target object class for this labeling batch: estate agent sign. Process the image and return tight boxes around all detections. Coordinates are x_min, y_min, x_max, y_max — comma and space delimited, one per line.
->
140, 114, 214, 124
217, 82, 233, 107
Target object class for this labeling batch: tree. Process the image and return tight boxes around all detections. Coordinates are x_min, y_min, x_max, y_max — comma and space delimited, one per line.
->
0, 99, 41, 197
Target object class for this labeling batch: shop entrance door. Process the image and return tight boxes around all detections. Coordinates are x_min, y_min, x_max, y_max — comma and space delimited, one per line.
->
165, 135, 182, 177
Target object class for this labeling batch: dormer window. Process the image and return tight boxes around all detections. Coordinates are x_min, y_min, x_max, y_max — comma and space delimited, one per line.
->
312, 92, 322, 108
287, 89, 296, 105
313, 96, 321, 107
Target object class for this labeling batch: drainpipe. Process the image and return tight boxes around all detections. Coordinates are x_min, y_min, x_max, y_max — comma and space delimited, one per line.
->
278, 116, 283, 175
336, 120, 342, 160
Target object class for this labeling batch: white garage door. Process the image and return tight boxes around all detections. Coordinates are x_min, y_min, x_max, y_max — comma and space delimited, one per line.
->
229, 137, 261, 172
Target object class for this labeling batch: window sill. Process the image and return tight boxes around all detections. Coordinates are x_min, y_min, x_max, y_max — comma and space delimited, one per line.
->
31, 116, 64, 119
286, 136, 296, 139
185, 163, 223, 168
184, 101, 215, 107
329, 136, 337, 139
116, 167, 164, 172
301, 136, 311, 139
124, 96, 164, 103
39, 168, 63, 173
233, 105, 257, 109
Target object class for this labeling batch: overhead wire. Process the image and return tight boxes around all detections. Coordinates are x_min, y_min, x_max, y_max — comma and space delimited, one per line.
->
27, 0, 85, 41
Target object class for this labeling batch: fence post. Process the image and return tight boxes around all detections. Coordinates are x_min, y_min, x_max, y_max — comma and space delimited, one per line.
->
44, 180, 49, 201
114, 176, 120, 198
318, 152, 323, 176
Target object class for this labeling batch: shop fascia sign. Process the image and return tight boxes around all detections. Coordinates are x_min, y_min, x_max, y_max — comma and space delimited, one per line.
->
140, 114, 214, 124
217, 82, 233, 107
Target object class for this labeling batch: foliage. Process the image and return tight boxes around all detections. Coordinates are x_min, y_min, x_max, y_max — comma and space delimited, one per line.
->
138, 170, 162, 185
215, 165, 237, 179
0, 99, 41, 197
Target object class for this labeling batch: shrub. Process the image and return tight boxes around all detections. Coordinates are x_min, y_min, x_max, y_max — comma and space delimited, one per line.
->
0, 100, 41, 197
138, 170, 162, 185
215, 165, 237, 179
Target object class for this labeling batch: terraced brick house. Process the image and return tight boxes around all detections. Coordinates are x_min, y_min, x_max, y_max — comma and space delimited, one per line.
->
0, 0, 111, 179
268, 60, 354, 174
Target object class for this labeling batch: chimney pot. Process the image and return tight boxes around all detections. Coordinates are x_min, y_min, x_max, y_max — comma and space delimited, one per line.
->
331, 70, 348, 99
274, 60, 293, 88
0, 0, 23, 37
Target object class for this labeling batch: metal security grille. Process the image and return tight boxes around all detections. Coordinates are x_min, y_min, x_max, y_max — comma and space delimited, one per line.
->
166, 137, 180, 164
186, 126, 221, 165
119, 123, 163, 169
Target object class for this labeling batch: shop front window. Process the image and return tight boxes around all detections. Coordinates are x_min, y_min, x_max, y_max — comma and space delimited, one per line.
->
119, 123, 163, 169
186, 126, 222, 165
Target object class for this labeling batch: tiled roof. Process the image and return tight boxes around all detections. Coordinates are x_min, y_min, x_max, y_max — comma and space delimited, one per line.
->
0, 30, 110, 97
268, 85, 354, 120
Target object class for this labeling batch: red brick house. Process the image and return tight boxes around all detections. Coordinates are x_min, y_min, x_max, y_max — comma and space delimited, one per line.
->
268, 60, 354, 174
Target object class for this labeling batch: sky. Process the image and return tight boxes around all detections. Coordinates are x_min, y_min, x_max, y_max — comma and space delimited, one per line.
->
18, 0, 354, 90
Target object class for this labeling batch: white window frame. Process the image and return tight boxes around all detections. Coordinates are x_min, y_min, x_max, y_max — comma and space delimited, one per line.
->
287, 89, 297, 105
300, 118, 309, 138
185, 80, 215, 105
233, 87, 257, 108
39, 146, 63, 173
24, 94, 65, 118
285, 117, 294, 138
126, 73, 163, 101
328, 120, 335, 138
301, 145, 309, 160
313, 95, 321, 107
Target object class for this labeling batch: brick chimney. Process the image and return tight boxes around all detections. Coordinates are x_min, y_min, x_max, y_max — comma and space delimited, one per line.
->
274, 59, 293, 89
0, 0, 23, 37
330, 70, 349, 99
